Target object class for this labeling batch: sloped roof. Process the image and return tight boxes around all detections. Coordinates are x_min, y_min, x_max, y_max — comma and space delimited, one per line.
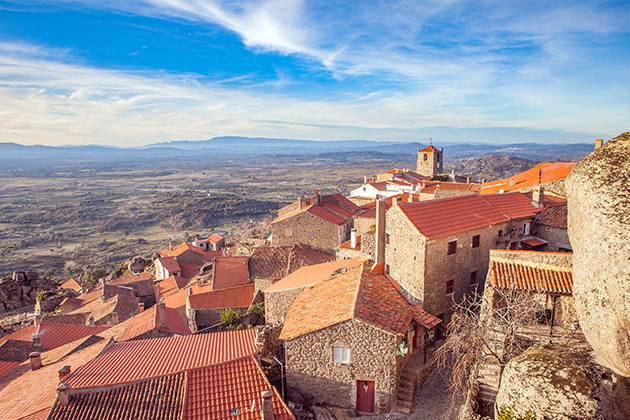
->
321, 201, 354, 218
248, 244, 336, 281
397, 193, 541, 240
156, 275, 189, 300
523, 191, 567, 208
0, 339, 109, 420
158, 256, 181, 273
338, 234, 362, 250
59, 279, 92, 293
188, 283, 255, 310
119, 304, 191, 342
160, 242, 205, 258
327, 193, 360, 211
162, 283, 215, 310
63, 329, 258, 389
204, 250, 223, 262
272, 204, 346, 226
419, 144, 440, 152
0, 361, 20, 381
102, 284, 135, 299
286, 244, 335, 273
208, 234, 224, 243
68, 293, 139, 324
280, 265, 440, 340
212, 257, 250, 290
355, 201, 392, 218
109, 272, 154, 297
48, 371, 186, 420
419, 182, 480, 193
1, 323, 110, 352
264, 258, 364, 293
489, 259, 572, 295
39, 312, 89, 325
535, 204, 568, 229
480, 162, 577, 194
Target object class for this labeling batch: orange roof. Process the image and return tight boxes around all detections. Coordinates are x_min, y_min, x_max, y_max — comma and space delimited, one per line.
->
280, 265, 440, 340
355, 201, 392, 218
203, 250, 223, 262
158, 256, 181, 274
109, 272, 154, 297
162, 283, 215, 310
163, 242, 205, 257
0, 339, 109, 420
188, 283, 255, 310
321, 201, 354, 218
397, 193, 540, 240
1, 323, 111, 352
338, 234, 362, 250
419, 144, 439, 152
63, 329, 258, 389
489, 259, 572, 295
185, 356, 293, 420
119, 304, 191, 341
212, 257, 250, 290
0, 361, 20, 380
535, 204, 568, 229
248, 245, 335, 280
102, 284, 135, 299
208, 234, 224, 243
264, 258, 364, 292
156, 275, 188, 300
481, 162, 577, 194
59, 279, 91, 293
68, 293, 140, 324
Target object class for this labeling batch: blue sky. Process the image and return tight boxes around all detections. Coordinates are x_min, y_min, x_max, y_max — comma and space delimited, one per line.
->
0, 0, 627, 147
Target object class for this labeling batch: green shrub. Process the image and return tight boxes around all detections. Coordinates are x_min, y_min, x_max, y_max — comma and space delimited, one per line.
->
497, 406, 537, 420
220, 309, 245, 331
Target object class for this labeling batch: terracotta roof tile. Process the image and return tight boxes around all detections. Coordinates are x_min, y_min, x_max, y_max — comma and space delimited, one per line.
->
0, 340, 109, 420
109, 273, 155, 297
0, 339, 39, 362
481, 162, 577, 194
162, 242, 205, 258
58, 279, 92, 293
420, 144, 439, 152
338, 234, 362, 250
264, 258, 364, 292
248, 247, 292, 280
39, 313, 90, 325
178, 261, 203, 281
321, 201, 354, 218
397, 193, 540, 240
18, 407, 51, 420
39, 335, 105, 366
280, 266, 440, 340
157, 275, 189, 300
102, 284, 136, 299
185, 356, 294, 420
490, 260, 572, 295
119, 304, 192, 341
1, 323, 111, 352
286, 244, 335, 273
419, 182, 480, 193
212, 257, 250, 290
162, 283, 215, 310
158, 256, 182, 273
327, 193, 360, 211
536, 204, 568, 229
63, 329, 258, 389
69, 294, 140, 325
355, 201, 392, 219
203, 250, 223, 262
208, 234, 224, 243
272, 204, 347, 226
188, 283, 255, 310
48, 371, 186, 420
0, 361, 20, 380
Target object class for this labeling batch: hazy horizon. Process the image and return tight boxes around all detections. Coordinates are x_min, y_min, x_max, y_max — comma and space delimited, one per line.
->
1, 1, 627, 147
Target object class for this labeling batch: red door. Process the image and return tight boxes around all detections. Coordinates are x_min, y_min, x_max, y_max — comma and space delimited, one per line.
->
356, 380, 375, 413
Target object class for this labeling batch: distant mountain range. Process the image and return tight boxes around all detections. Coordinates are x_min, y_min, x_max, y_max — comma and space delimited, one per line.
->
0, 136, 595, 169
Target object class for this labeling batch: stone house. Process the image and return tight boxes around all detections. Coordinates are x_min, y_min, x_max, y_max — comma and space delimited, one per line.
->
272, 191, 359, 253
280, 265, 440, 414
108, 272, 156, 309
186, 283, 258, 332
385, 192, 542, 323
192, 233, 225, 251
263, 257, 364, 325
155, 242, 221, 281
526, 192, 572, 253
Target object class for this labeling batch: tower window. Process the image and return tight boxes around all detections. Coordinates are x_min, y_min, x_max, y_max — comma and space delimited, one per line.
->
424, 153, 428, 161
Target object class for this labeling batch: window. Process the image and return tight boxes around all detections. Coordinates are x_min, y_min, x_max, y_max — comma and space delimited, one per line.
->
498, 230, 503, 238
447, 240, 457, 256
470, 271, 478, 286
424, 153, 428, 161
333, 347, 350, 363
472, 235, 480, 249
446, 280, 454, 296
523, 222, 531, 235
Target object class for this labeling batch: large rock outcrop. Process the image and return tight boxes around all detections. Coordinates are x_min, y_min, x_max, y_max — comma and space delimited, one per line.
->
566, 132, 630, 377
495, 345, 630, 420
0, 271, 58, 313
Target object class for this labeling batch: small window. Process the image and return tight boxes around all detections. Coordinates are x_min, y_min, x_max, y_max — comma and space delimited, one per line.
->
446, 280, 454, 296
470, 271, 478, 286
472, 235, 480, 249
424, 153, 428, 161
333, 347, 350, 363
498, 230, 503, 238
523, 222, 531, 235
447, 240, 457, 256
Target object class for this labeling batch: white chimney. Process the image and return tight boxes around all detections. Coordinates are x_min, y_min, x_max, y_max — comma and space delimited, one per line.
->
595, 139, 603, 149
261, 390, 274, 420
532, 186, 545, 208
350, 229, 357, 249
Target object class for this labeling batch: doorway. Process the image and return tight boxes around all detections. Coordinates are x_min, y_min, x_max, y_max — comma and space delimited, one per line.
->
356, 380, 375, 413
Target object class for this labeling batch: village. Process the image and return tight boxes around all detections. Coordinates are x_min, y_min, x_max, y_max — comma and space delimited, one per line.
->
0, 133, 628, 420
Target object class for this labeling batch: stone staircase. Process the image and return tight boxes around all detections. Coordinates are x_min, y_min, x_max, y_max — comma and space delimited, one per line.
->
395, 349, 430, 414
477, 362, 502, 417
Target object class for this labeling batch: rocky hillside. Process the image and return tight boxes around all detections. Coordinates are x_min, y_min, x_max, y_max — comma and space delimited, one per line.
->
445, 155, 540, 183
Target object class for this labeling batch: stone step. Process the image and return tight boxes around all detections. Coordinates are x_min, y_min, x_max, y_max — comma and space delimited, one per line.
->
397, 387, 413, 400
397, 399, 412, 410
478, 389, 498, 399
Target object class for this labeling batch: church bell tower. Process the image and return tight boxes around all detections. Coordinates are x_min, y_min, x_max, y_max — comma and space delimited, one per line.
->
416, 139, 443, 177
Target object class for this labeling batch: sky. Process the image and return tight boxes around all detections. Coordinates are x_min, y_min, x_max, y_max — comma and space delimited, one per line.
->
0, 0, 628, 147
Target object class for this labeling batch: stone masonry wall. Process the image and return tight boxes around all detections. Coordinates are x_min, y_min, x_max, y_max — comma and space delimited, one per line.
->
265, 287, 308, 325
532, 225, 572, 252
489, 249, 573, 268
434, 189, 478, 200
354, 217, 375, 235
273, 211, 342, 253
285, 318, 399, 414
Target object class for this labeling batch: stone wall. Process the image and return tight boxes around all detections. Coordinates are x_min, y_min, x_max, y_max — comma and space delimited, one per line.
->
532, 225, 572, 252
285, 318, 399, 414
434, 189, 478, 200
489, 249, 573, 269
353, 217, 374, 235
272, 211, 346, 253
255, 278, 276, 295
192, 307, 248, 332
265, 287, 308, 325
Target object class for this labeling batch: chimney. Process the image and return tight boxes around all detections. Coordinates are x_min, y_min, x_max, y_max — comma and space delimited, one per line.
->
88, 315, 95, 327
111, 312, 119, 325
56, 383, 71, 406
169, 242, 172, 251
482, 178, 486, 184
350, 229, 357, 249
32, 333, 41, 348
595, 139, 603, 149
155, 283, 160, 297
364, 175, 368, 183
29, 352, 42, 371
138, 302, 145, 312
392, 197, 398, 207
261, 390, 274, 420
466, 177, 471, 184
158, 302, 168, 329
532, 186, 545, 208
297, 196, 302, 209
315, 189, 322, 205
374, 199, 386, 270
451, 169, 455, 178
509, 178, 515, 186
58, 365, 71, 380
188, 288, 193, 296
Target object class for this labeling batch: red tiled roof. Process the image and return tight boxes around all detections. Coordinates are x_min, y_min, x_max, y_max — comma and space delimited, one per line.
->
355, 201, 392, 219
397, 193, 540, 240
102, 284, 135, 299
119, 304, 191, 341
280, 265, 440, 340
321, 201, 354, 218
419, 182, 480, 193
489, 259, 572, 295
157, 275, 189, 300
0, 340, 109, 420
158, 256, 181, 273
523, 191, 567, 208
248, 247, 292, 280
264, 258, 364, 292
68, 293, 140, 324
286, 244, 335, 273
59, 279, 91, 293
521, 238, 548, 247
0, 360, 20, 380
1, 323, 111, 352
338, 234, 362, 250
162, 283, 215, 310
208, 234, 224, 243
188, 283, 255, 310
16, 407, 51, 420
63, 329, 258, 389
204, 250, 223, 262
327, 193, 360, 211
161, 242, 205, 258
481, 162, 577, 194
536, 204, 568, 229
109, 272, 155, 297
39, 312, 89, 325
212, 257, 250, 290
185, 356, 294, 420
420, 144, 439, 152
48, 371, 186, 420
178, 261, 202, 281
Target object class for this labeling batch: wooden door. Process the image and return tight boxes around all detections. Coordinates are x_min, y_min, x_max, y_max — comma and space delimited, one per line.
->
356, 380, 375, 413
412, 324, 418, 349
